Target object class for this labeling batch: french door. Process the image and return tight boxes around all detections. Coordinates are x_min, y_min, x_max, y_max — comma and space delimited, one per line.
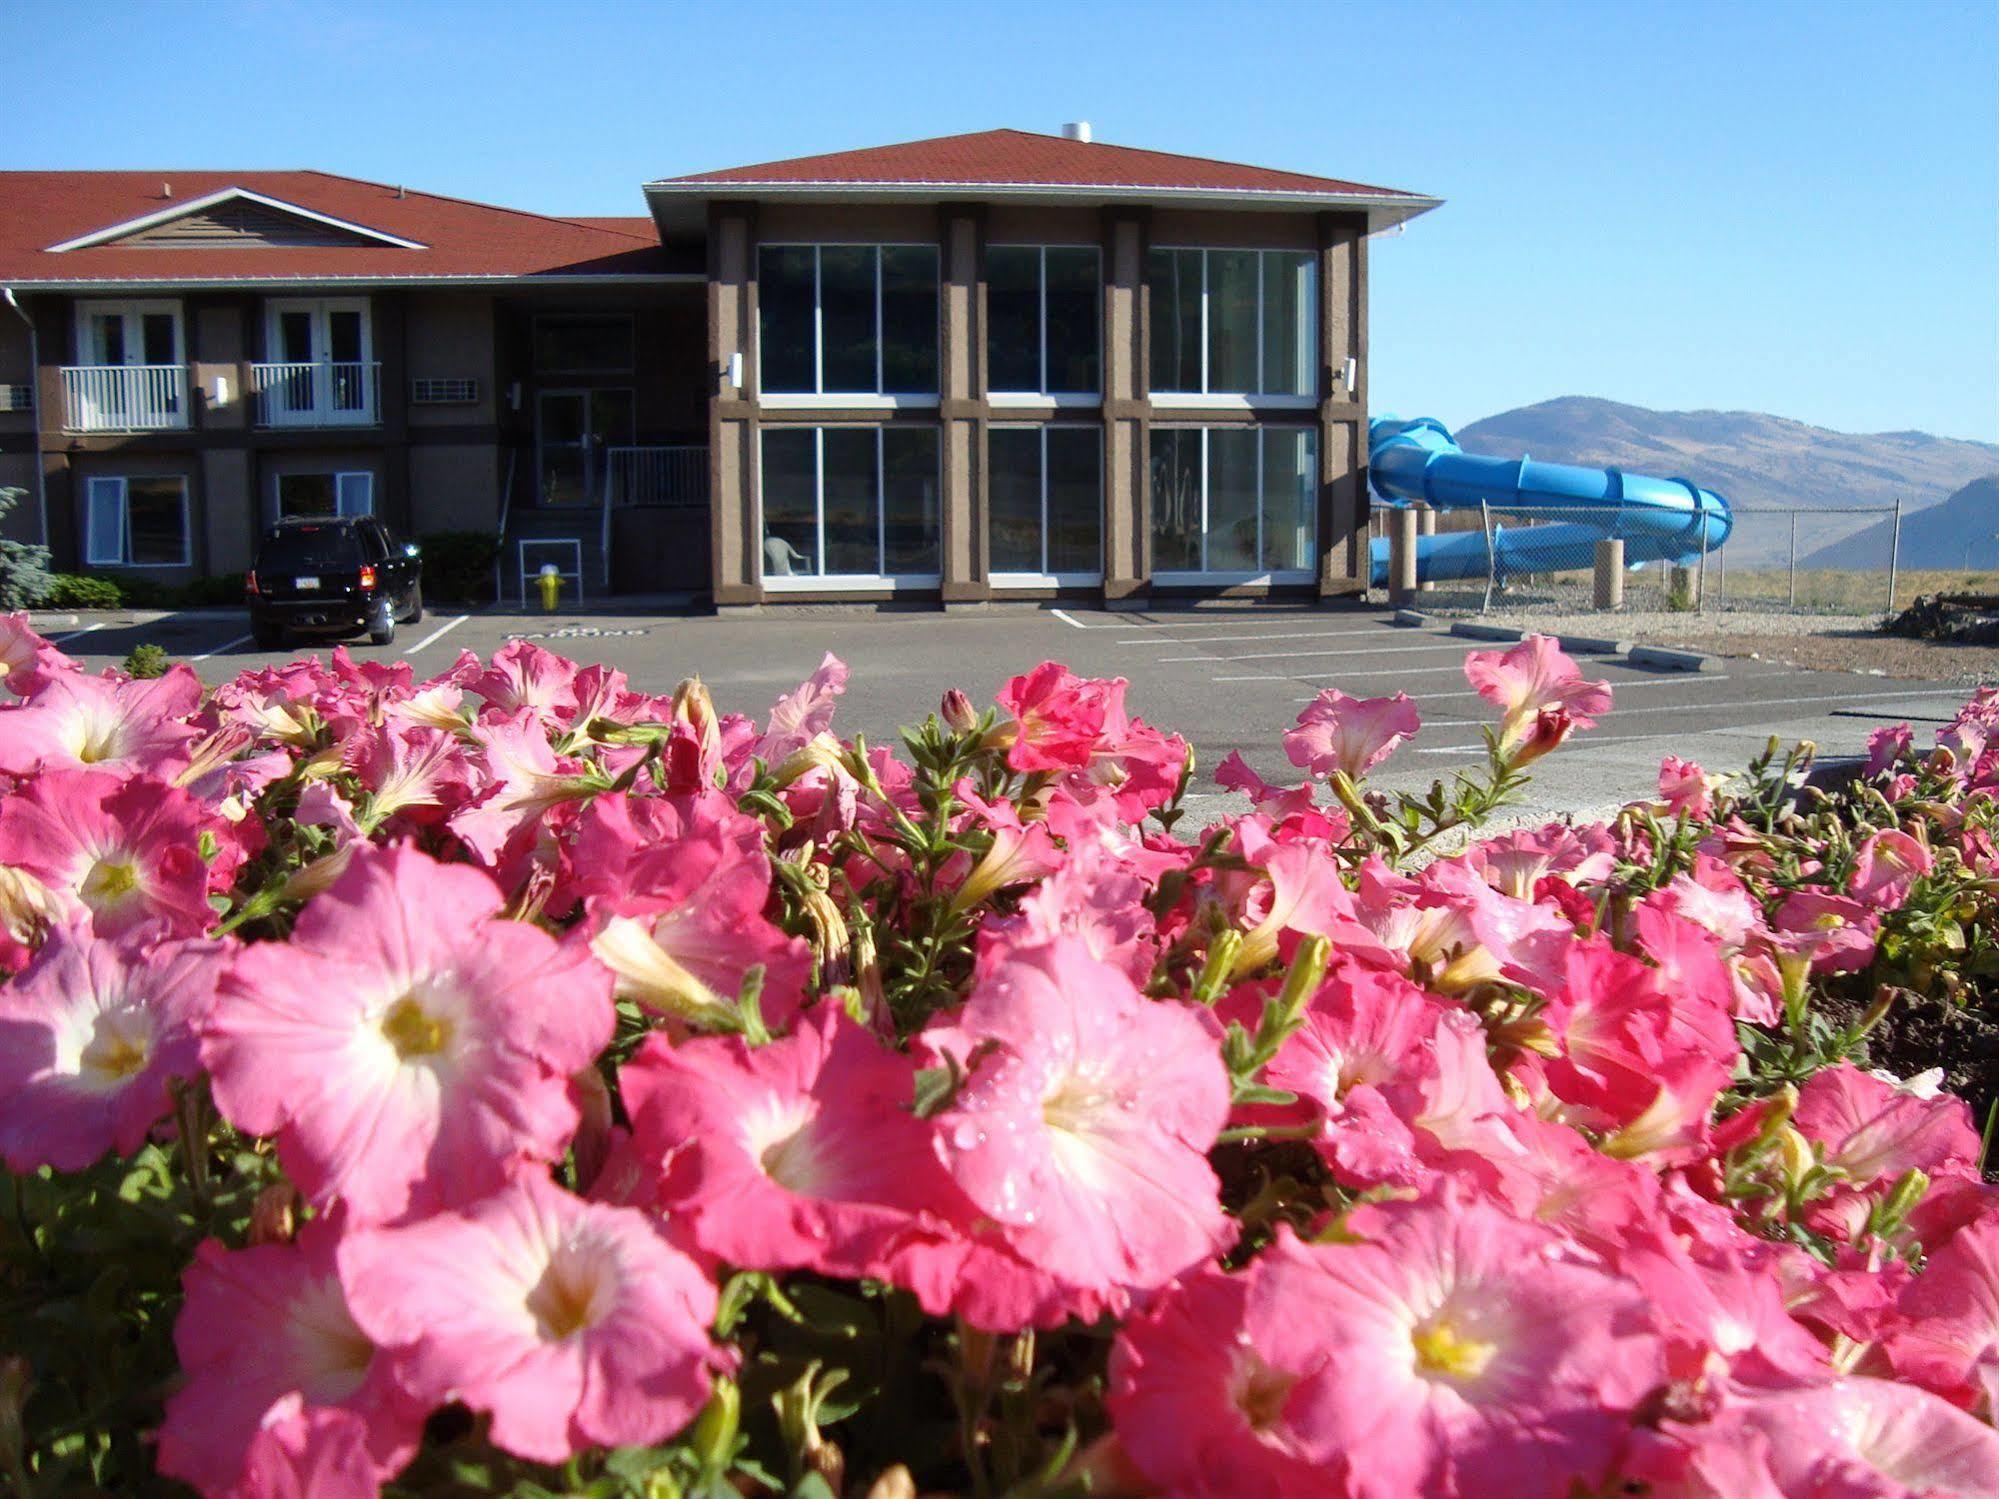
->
535, 389, 634, 507
74, 301, 184, 429
263, 299, 375, 425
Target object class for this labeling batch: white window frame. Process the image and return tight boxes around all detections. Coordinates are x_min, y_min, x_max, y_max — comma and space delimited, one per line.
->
263, 296, 374, 367
985, 244, 1102, 406
1146, 246, 1319, 409
989, 424, 1104, 588
82, 475, 192, 568
755, 243, 942, 407
1150, 425, 1318, 586
73, 299, 184, 367
758, 425, 942, 590
275, 470, 374, 522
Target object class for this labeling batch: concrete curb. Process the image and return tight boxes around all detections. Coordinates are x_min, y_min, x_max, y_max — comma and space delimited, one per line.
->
1554, 633, 1633, 656
1392, 609, 1430, 627
1449, 621, 1524, 643
1628, 644, 1717, 673
27, 613, 79, 630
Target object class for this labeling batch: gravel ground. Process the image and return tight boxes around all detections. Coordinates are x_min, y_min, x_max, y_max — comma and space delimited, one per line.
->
1419, 605, 1999, 686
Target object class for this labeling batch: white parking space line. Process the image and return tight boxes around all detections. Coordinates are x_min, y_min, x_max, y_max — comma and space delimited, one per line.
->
192, 633, 253, 661
1217, 662, 1480, 684
1162, 640, 1482, 665
1406, 686, 1954, 752
1284, 675, 1733, 699
402, 613, 469, 657
1054, 610, 1330, 632
1122, 627, 1408, 647
50, 621, 105, 646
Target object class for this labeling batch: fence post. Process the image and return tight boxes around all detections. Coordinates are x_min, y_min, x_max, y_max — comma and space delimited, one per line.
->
1887, 495, 1904, 616
1480, 500, 1496, 615
1593, 537, 1625, 611
1388, 506, 1420, 605
1417, 505, 1437, 593
1788, 511, 1798, 609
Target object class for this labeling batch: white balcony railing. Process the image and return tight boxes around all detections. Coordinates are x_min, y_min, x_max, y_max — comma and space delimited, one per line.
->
60, 365, 190, 432
250, 361, 380, 428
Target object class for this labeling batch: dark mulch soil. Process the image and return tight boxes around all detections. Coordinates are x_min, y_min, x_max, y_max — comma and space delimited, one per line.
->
1822, 988, 1999, 1146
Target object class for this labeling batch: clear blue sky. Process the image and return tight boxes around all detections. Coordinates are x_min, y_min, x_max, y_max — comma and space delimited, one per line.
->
10, 0, 1996, 442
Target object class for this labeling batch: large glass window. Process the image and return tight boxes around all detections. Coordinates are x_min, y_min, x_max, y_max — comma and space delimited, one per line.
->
83, 476, 190, 567
759, 426, 940, 581
987, 246, 1100, 395
989, 426, 1102, 580
757, 245, 939, 397
1148, 427, 1318, 579
277, 472, 374, 520
1146, 248, 1318, 398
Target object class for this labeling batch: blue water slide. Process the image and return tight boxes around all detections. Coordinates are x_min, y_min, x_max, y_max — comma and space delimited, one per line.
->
1365, 415, 1733, 587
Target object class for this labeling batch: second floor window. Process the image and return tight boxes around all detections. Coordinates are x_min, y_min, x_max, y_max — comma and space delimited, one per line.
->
759, 245, 939, 398
1147, 248, 1318, 400
987, 246, 1100, 395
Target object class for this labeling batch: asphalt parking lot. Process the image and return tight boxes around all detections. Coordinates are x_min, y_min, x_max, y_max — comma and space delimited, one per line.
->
42, 602, 1989, 825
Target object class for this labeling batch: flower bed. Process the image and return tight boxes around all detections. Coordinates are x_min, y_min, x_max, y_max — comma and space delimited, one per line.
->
0, 616, 1996, 1498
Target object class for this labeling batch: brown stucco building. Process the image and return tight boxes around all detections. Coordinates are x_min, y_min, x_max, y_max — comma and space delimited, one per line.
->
0, 130, 1436, 608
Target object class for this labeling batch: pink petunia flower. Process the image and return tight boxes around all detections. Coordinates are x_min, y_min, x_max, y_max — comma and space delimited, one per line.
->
0, 664, 201, 778
450, 639, 581, 724
338, 1173, 721, 1464
1283, 688, 1420, 781
1793, 1063, 1982, 1192
1847, 829, 1932, 908
1658, 755, 1719, 819
993, 661, 1120, 771
0, 925, 227, 1171
0, 768, 216, 937
1865, 722, 1914, 778
1262, 1195, 1666, 1499
749, 651, 849, 771
1461, 822, 1616, 901
621, 1005, 960, 1278
203, 844, 614, 1224
0, 612, 76, 695
1885, 1207, 1999, 1415
1463, 635, 1612, 758
447, 710, 600, 863
156, 1215, 424, 1496
925, 937, 1233, 1306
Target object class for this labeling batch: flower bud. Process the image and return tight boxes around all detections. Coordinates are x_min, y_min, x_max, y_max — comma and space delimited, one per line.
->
863, 1466, 919, 1499
689, 1376, 741, 1474
281, 842, 357, 904
940, 688, 979, 734
672, 676, 721, 761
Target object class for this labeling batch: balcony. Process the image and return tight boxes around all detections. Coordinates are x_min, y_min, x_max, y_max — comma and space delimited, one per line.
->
60, 365, 190, 433
250, 361, 380, 428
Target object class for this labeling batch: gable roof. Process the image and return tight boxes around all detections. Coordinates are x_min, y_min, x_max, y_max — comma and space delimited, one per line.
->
0, 171, 689, 289
647, 128, 1439, 233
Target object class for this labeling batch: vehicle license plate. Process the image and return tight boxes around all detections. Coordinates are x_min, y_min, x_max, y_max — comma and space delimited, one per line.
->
295, 576, 320, 590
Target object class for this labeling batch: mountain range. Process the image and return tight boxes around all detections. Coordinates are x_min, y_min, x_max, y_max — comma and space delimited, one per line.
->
1805, 476, 1999, 573
1456, 397, 1999, 516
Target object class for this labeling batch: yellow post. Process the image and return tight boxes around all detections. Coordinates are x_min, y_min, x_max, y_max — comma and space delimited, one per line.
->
536, 566, 563, 613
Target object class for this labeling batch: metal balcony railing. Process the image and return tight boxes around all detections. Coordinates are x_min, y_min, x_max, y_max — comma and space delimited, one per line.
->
250, 360, 381, 428
60, 364, 190, 432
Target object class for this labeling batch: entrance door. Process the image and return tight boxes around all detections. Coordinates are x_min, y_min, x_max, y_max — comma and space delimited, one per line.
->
535, 389, 634, 507
77, 301, 184, 428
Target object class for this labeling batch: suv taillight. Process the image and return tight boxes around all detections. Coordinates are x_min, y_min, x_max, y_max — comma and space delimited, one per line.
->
244, 570, 259, 597
358, 565, 377, 591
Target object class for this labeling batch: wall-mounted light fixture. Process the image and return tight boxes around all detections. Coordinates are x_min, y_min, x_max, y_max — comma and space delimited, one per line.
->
508, 381, 522, 412
723, 352, 743, 389
211, 375, 229, 404
1342, 356, 1357, 390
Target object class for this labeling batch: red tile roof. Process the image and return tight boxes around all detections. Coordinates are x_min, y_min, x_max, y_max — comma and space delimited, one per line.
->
0, 171, 682, 287
658, 128, 1427, 201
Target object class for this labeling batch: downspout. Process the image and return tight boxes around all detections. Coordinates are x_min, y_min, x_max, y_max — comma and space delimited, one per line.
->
0, 289, 50, 558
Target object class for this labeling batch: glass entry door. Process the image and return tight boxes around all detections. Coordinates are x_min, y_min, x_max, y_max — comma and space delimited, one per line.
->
535, 389, 634, 507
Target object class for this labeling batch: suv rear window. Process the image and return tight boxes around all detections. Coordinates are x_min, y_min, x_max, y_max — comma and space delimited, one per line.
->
258, 525, 364, 570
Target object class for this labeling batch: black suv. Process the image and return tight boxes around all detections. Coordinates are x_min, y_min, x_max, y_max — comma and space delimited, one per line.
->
246, 517, 423, 648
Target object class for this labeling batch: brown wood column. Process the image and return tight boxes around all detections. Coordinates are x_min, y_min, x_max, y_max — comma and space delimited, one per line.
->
1317, 211, 1370, 598
1101, 207, 1149, 607
940, 205, 988, 606
708, 204, 760, 608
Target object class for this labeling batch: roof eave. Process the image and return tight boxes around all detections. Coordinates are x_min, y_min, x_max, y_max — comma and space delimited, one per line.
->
0, 272, 704, 292
643, 180, 1443, 236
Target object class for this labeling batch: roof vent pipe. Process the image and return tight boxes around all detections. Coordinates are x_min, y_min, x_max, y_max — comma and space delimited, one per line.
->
1062, 121, 1092, 143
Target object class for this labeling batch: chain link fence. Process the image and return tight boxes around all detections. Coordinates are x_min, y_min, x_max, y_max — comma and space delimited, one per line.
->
1372, 500, 1911, 618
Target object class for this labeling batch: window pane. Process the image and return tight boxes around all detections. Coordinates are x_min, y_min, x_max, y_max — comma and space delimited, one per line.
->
85, 479, 124, 565
988, 428, 1043, 572
327, 309, 365, 365
822, 427, 880, 573
278, 473, 337, 519
881, 427, 940, 576
757, 248, 817, 393
986, 247, 1041, 393
336, 473, 375, 519
533, 316, 633, 374
1261, 428, 1317, 571
1146, 249, 1201, 392
90, 313, 126, 367
1207, 428, 1260, 570
126, 477, 186, 565
1261, 252, 1316, 397
880, 247, 938, 394
760, 429, 818, 576
1045, 427, 1102, 575
819, 248, 877, 393
1208, 251, 1259, 394
1149, 429, 1201, 572
278, 311, 313, 363
1044, 248, 1099, 394
140, 313, 176, 366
